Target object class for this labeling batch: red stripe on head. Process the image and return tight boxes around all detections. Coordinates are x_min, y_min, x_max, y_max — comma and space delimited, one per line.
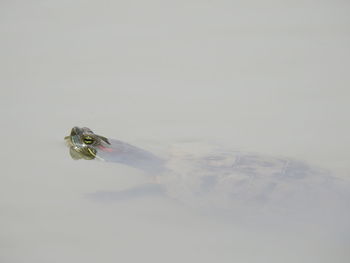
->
98, 145, 114, 152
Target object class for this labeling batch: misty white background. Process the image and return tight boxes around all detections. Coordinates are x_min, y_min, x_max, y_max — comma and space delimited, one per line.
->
1, 0, 349, 262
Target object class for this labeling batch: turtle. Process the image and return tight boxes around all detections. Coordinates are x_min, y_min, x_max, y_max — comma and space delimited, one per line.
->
65, 126, 350, 228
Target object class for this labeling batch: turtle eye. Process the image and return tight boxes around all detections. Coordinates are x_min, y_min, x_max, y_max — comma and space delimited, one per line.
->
83, 136, 94, 145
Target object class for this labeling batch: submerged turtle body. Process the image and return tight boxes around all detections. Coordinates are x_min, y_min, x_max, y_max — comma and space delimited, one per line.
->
65, 127, 350, 224
157, 142, 344, 213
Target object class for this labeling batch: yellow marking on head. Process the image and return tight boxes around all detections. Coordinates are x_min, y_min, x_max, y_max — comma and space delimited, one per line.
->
87, 147, 97, 158
83, 136, 94, 145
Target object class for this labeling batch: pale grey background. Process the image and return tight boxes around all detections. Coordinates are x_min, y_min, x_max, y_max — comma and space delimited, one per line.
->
1, 0, 349, 262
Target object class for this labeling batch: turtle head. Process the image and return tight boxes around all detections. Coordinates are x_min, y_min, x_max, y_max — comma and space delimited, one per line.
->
64, 126, 110, 160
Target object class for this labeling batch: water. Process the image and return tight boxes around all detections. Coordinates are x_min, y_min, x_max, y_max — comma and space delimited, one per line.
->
1, 1, 350, 262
